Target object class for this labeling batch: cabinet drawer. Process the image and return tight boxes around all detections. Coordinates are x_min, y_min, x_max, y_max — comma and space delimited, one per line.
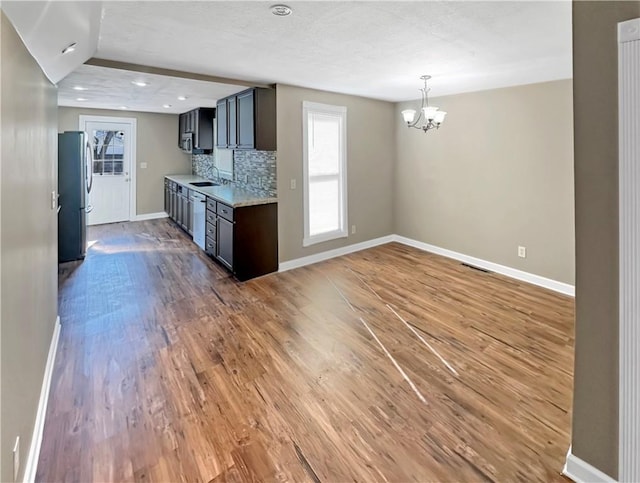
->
218, 203, 234, 222
206, 209, 217, 225
206, 221, 217, 239
206, 197, 217, 212
205, 237, 216, 256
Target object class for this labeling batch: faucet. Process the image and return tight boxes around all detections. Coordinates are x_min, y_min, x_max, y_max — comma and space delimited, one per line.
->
211, 166, 220, 183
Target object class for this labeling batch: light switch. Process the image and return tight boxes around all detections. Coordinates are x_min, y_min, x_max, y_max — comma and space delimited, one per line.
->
290, 179, 296, 190
140, 162, 148, 169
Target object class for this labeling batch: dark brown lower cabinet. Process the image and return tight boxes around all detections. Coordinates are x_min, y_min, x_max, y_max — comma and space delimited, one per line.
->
164, 179, 170, 214
166, 179, 192, 235
205, 198, 278, 281
217, 217, 234, 269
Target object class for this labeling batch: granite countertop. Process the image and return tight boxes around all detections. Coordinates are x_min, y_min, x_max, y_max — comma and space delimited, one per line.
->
165, 174, 277, 208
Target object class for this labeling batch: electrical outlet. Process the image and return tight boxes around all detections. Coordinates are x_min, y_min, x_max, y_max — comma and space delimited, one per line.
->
351, 225, 356, 234
518, 246, 527, 258
140, 162, 148, 169
51, 191, 56, 210
290, 179, 296, 190
13, 436, 20, 481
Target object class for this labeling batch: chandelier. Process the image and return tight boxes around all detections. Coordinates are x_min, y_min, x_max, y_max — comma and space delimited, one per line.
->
401, 75, 447, 133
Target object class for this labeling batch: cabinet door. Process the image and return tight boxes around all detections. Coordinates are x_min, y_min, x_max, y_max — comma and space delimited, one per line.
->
216, 100, 227, 148
228, 97, 237, 148
192, 110, 200, 148
176, 194, 182, 225
237, 90, 255, 149
217, 216, 234, 270
178, 114, 186, 146
188, 110, 196, 132
185, 197, 193, 234
169, 190, 176, 220
164, 181, 169, 213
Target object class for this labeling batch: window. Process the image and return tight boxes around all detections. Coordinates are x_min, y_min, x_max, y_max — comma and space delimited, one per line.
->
303, 101, 348, 247
92, 129, 125, 175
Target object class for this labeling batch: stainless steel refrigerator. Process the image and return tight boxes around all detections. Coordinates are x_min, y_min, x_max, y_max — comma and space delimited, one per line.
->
58, 131, 93, 262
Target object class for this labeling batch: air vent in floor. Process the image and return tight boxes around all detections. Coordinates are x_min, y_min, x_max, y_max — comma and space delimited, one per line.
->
461, 262, 491, 273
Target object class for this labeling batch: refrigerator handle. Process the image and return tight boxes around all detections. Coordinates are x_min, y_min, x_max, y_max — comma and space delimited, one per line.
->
85, 136, 94, 194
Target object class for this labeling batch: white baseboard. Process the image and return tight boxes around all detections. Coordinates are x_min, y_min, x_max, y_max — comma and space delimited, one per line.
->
394, 235, 575, 297
23, 316, 61, 483
563, 450, 616, 483
278, 235, 395, 272
133, 212, 168, 221
278, 234, 574, 297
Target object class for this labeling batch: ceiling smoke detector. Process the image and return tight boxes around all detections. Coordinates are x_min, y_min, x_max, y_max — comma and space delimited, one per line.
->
270, 4, 292, 16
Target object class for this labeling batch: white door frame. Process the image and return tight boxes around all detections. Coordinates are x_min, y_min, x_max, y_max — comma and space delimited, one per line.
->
618, 17, 640, 483
79, 115, 137, 221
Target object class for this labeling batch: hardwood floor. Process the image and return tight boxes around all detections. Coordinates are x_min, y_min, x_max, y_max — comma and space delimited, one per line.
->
38, 219, 574, 482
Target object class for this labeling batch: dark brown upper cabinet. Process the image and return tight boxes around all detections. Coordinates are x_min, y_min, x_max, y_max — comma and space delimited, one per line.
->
215, 100, 227, 150
215, 87, 276, 151
178, 107, 215, 153
228, 96, 237, 149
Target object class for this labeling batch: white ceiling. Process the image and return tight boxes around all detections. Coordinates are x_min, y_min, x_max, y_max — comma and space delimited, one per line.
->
58, 65, 248, 114
2, 1, 102, 83
7, 1, 573, 113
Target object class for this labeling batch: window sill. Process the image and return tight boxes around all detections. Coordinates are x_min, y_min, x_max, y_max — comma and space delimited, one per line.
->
303, 230, 348, 247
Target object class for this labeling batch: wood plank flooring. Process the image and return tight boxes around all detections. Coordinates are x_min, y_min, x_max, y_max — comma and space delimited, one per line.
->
38, 219, 574, 482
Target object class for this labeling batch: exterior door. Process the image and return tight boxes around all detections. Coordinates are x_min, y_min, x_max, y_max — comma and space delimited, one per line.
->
82, 118, 134, 225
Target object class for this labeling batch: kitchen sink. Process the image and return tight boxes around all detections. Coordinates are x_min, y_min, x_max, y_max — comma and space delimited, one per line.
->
190, 181, 219, 187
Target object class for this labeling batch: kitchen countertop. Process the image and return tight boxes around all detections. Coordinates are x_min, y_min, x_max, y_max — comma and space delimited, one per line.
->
165, 174, 277, 208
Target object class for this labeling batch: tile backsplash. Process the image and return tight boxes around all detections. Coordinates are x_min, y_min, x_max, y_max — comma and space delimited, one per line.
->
191, 150, 277, 197
192, 153, 218, 180
233, 150, 277, 197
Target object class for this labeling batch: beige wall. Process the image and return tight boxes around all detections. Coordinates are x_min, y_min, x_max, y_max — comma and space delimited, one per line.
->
572, 1, 640, 479
58, 107, 191, 216
0, 12, 59, 482
395, 80, 575, 285
276, 84, 395, 262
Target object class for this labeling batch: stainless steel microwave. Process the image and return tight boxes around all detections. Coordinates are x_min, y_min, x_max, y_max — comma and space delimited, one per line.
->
181, 133, 193, 154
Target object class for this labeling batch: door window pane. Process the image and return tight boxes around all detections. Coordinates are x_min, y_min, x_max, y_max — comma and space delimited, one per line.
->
93, 130, 124, 175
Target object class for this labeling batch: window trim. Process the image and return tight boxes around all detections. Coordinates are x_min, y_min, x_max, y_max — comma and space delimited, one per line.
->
302, 101, 348, 247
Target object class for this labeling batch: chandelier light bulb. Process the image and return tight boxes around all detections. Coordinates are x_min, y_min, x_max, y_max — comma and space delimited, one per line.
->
434, 111, 447, 124
401, 109, 416, 124
423, 106, 439, 121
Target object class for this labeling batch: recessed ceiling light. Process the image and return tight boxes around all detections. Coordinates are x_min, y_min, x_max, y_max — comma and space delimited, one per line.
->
73, 86, 87, 91
61, 42, 77, 54
177, 96, 187, 101
119, 106, 128, 110
131, 81, 148, 87
270, 4, 292, 16
76, 97, 87, 101
163, 104, 172, 108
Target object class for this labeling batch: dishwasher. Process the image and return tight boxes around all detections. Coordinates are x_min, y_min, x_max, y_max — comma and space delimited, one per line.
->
191, 191, 206, 250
